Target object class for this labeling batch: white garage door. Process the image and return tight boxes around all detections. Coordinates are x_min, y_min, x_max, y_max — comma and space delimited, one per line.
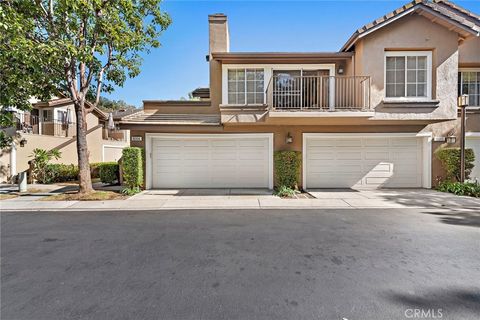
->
305, 135, 423, 189
151, 134, 272, 189
467, 136, 480, 182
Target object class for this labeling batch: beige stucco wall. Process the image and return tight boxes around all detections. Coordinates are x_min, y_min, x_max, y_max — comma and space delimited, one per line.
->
354, 14, 459, 121
459, 36, 480, 66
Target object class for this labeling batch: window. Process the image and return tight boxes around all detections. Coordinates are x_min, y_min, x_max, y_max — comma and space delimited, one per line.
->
385, 51, 431, 100
228, 68, 264, 105
458, 70, 480, 106
57, 110, 67, 123
42, 109, 53, 122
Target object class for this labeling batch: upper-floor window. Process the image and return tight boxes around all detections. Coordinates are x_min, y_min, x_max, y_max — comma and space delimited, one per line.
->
385, 51, 432, 100
458, 70, 479, 107
228, 68, 264, 105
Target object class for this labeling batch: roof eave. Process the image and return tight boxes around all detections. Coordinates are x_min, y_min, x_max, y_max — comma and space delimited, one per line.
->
340, 3, 480, 52
211, 52, 354, 63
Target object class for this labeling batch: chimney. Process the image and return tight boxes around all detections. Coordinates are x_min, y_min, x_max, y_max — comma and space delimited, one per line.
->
208, 14, 229, 55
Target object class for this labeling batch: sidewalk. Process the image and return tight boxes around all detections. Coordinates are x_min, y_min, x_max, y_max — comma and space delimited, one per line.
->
2, 188, 479, 211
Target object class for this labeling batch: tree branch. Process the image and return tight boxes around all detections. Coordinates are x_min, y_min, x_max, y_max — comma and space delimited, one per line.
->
35, 0, 49, 18
92, 43, 113, 107
49, 0, 53, 17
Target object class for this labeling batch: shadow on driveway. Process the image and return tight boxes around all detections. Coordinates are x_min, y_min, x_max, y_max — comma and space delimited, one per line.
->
423, 209, 480, 228
385, 288, 480, 316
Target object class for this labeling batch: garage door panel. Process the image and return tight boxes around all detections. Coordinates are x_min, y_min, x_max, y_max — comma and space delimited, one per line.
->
306, 136, 423, 189
332, 139, 362, 147
364, 138, 390, 146
364, 151, 390, 160
308, 152, 335, 160
391, 139, 418, 146
152, 135, 270, 188
239, 139, 267, 147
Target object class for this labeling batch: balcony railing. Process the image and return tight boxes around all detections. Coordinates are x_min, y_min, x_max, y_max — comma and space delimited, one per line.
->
266, 75, 371, 111
102, 128, 128, 141
16, 115, 76, 137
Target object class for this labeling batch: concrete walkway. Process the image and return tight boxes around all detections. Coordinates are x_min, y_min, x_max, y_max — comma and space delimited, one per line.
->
1, 188, 479, 211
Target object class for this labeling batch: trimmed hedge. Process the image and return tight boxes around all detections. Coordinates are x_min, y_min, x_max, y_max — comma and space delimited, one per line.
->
99, 162, 119, 184
43, 164, 79, 184
121, 147, 144, 193
435, 147, 475, 181
38, 162, 119, 184
274, 151, 301, 189
437, 181, 480, 198
90, 163, 102, 179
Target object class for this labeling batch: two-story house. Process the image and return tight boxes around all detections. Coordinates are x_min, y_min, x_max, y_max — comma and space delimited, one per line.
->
0, 97, 132, 183
119, 0, 480, 190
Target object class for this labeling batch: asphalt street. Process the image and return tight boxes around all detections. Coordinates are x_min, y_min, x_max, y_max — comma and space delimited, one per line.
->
1, 208, 479, 320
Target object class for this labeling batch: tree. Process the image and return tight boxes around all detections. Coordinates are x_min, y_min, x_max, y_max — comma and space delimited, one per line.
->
1, 1, 170, 193
96, 96, 136, 113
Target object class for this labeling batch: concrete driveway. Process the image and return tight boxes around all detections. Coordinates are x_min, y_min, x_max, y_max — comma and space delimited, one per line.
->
2, 208, 479, 320
1, 187, 479, 211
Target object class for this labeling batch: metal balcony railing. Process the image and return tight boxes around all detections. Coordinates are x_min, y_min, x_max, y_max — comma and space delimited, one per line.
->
266, 75, 371, 111
16, 114, 76, 137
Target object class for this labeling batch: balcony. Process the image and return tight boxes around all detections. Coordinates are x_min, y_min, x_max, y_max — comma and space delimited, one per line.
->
266, 75, 371, 112
16, 114, 76, 137
102, 128, 129, 141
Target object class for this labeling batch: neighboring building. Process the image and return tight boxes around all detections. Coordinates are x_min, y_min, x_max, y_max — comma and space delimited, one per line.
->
0, 98, 131, 183
119, 0, 480, 190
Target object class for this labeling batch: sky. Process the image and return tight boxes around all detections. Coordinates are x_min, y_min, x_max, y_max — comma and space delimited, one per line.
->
105, 0, 480, 107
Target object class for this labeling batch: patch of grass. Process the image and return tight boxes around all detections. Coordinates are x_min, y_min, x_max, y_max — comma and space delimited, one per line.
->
40, 191, 126, 201
27, 188, 50, 194
274, 185, 299, 198
436, 181, 480, 198
0, 194, 18, 200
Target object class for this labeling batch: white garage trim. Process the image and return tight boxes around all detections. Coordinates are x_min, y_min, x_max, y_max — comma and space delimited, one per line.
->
466, 134, 480, 182
102, 145, 125, 162
145, 133, 274, 190
303, 133, 432, 189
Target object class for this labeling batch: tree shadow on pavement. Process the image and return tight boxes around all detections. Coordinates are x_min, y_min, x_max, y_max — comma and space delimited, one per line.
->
385, 289, 480, 316
423, 210, 480, 228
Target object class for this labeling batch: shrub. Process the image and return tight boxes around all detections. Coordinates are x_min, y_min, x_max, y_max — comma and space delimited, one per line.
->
90, 163, 102, 179
30, 148, 61, 183
274, 151, 301, 189
274, 185, 298, 198
43, 164, 79, 184
437, 181, 480, 198
435, 148, 475, 181
121, 147, 143, 194
99, 162, 119, 184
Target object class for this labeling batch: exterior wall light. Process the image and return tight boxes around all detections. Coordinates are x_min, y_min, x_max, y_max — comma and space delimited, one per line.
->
285, 132, 293, 144
446, 136, 456, 144
337, 66, 344, 75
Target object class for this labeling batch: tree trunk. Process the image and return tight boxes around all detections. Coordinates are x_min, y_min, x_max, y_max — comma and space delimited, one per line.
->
74, 99, 94, 194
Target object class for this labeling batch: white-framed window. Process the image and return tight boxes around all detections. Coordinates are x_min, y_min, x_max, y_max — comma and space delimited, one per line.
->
385, 51, 432, 100
227, 68, 264, 105
458, 69, 480, 107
